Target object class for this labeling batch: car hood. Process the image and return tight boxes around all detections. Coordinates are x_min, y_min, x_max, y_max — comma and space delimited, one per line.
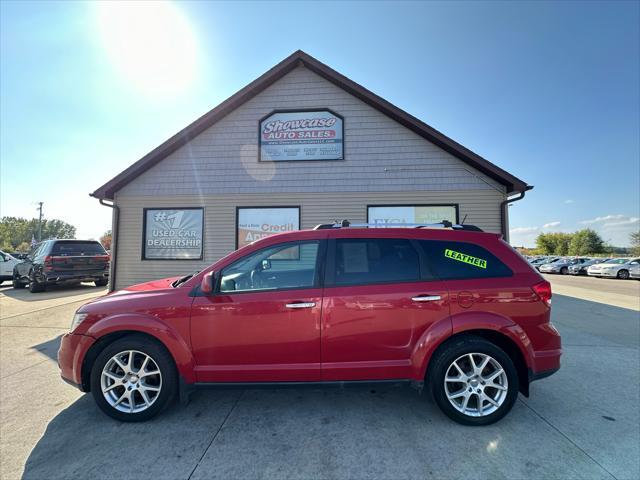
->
111, 276, 183, 294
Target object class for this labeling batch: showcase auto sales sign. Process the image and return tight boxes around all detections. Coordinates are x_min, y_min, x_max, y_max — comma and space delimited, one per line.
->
260, 110, 343, 161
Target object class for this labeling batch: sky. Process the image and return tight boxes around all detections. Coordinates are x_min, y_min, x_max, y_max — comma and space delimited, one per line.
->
1, 0, 638, 247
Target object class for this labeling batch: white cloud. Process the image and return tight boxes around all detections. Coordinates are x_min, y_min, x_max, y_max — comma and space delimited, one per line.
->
604, 217, 639, 227
564, 199, 574, 204
542, 221, 561, 228
510, 226, 538, 234
580, 214, 625, 225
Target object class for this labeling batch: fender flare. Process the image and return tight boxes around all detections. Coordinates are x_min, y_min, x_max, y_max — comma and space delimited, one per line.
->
84, 313, 197, 383
413, 311, 534, 380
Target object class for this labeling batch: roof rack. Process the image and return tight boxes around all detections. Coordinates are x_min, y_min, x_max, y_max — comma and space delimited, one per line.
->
313, 220, 483, 232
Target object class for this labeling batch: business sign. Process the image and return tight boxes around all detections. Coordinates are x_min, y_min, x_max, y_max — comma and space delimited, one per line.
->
237, 207, 300, 249
143, 208, 203, 260
367, 205, 457, 226
260, 110, 343, 161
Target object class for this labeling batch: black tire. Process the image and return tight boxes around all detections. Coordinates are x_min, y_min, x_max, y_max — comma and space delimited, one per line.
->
94, 278, 108, 287
560, 267, 568, 275
617, 269, 630, 280
12, 271, 25, 289
429, 336, 519, 426
28, 272, 46, 293
90, 334, 177, 422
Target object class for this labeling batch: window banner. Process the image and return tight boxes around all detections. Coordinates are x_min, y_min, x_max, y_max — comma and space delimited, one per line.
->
143, 208, 203, 260
237, 207, 300, 249
367, 205, 457, 226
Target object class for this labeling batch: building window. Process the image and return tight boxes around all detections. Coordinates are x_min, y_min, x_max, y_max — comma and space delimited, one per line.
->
142, 208, 204, 260
367, 204, 458, 226
236, 207, 300, 249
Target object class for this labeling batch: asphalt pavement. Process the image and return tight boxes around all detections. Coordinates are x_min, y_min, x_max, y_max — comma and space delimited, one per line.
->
0, 276, 638, 480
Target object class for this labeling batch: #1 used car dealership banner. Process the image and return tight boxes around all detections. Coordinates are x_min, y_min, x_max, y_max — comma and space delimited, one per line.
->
143, 208, 204, 260
237, 207, 299, 249
368, 205, 457, 226
260, 110, 343, 161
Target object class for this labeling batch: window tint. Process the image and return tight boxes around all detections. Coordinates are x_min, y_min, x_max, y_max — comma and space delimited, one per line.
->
220, 241, 319, 293
420, 240, 512, 280
334, 238, 420, 286
51, 241, 106, 256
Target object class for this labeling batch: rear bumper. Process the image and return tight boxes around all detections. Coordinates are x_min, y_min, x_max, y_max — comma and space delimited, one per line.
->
58, 332, 96, 391
45, 271, 108, 284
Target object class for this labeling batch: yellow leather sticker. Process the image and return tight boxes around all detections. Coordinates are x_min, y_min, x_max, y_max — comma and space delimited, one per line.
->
444, 249, 487, 269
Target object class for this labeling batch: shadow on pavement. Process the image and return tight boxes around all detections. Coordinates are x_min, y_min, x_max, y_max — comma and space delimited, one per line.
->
0, 282, 105, 303
30, 335, 63, 362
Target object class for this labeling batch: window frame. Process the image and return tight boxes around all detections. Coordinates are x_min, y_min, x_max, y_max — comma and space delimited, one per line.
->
215, 239, 327, 295
324, 237, 433, 288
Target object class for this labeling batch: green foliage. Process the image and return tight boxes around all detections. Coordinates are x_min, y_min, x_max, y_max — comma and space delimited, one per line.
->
0, 217, 76, 250
568, 229, 604, 256
631, 231, 640, 256
536, 229, 606, 256
535, 232, 573, 255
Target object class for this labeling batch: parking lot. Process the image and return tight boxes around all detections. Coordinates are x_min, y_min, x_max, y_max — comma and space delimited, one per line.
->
1, 276, 638, 480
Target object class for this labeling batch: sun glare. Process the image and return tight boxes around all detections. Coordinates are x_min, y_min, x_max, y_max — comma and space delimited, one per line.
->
96, 1, 198, 96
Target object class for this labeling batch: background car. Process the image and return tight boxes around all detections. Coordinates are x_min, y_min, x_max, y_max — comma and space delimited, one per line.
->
568, 258, 607, 275
587, 258, 640, 279
13, 239, 110, 292
530, 257, 560, 271
539, 257, 590, 275
629, 263, 640, 280
0, 250, 20, 285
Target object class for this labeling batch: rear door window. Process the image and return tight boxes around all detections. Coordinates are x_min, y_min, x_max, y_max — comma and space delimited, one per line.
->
334, 238, 420, 286
51, 242, 106, 256
420, 240, 512, 280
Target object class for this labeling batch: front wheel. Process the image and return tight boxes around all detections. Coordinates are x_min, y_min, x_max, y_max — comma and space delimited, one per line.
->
617, 269, 630, 280
560, 267, 568, 275
429, 336, 519, 426
12, 271, 25, 289
90, 335, 177, 422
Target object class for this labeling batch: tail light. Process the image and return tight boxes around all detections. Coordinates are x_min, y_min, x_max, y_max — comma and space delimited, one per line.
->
44, 255, 53, 271
532, 280, 552, 306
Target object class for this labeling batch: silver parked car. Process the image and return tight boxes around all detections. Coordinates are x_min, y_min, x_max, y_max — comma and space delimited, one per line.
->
587, 258, 640, 279
539, 257, 591, 275
629, 262, 640, 280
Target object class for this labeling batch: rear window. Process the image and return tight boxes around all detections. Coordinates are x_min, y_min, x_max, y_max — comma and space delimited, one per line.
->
51, 241, 106, 256
335, 238, 420, 285
420, 240, 512, 280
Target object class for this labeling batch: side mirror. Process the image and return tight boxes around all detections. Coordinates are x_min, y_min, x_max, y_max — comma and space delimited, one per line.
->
200, 271, 215, 294
261, 259, 271, 271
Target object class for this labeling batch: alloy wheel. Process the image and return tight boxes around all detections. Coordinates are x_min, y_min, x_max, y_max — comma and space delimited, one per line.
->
444, 352, 508, 417
101, 350, 162, 414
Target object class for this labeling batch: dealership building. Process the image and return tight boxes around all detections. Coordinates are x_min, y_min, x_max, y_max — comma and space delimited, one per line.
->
92, 50, 531, 290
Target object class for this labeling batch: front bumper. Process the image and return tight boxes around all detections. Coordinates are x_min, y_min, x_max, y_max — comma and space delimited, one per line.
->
57, 332, 96, 391
588, 270, 617, 277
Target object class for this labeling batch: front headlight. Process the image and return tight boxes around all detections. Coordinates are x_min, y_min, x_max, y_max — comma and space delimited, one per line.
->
70, 313, 88, 332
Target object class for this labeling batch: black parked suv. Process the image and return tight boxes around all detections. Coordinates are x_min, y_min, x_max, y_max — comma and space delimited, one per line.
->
12, 240, 109, 292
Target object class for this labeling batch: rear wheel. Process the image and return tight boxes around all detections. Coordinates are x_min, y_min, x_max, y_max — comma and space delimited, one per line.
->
95, 278, 108, 287
28, 272, 45, 293
429, 336, 519, 426
90, 335, 177, 422
560, 267, 568, 275
617, 269, 630, 280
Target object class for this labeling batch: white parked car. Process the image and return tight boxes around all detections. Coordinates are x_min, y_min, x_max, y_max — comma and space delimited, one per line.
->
0, 250, 21, 285
630, 263, 640, 280
587, 258, 640, 279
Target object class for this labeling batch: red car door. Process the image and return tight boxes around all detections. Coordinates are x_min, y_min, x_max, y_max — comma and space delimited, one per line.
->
190, 240, 325, 383
321, 235, 451, 381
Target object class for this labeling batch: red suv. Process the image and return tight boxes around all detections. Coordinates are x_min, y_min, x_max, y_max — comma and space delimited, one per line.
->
58, 224, 561, 425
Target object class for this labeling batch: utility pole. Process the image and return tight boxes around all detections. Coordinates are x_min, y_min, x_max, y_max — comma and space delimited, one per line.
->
37, 202, 43, 241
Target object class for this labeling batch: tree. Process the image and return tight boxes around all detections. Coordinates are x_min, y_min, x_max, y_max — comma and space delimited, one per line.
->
0, 216, 76, 250
631, 231, 640, 256
100, 230, 112, 251
568, 229, 604, 256
535, 232, 573, 255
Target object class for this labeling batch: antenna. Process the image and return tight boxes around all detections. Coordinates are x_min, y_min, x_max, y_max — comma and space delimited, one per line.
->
461, 214, 468, 225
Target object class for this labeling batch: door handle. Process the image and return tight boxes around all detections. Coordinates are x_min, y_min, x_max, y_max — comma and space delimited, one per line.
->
285, 302, 316, 309
411, 295, 441, 302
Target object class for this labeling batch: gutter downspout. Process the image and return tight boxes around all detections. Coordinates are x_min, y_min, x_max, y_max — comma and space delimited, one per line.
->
98, 198, 119, 292
500, 186, 533, 241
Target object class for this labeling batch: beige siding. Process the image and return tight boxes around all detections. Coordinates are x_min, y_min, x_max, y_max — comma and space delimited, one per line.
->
117, 65, 505, 197
113, 190, 504, 289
